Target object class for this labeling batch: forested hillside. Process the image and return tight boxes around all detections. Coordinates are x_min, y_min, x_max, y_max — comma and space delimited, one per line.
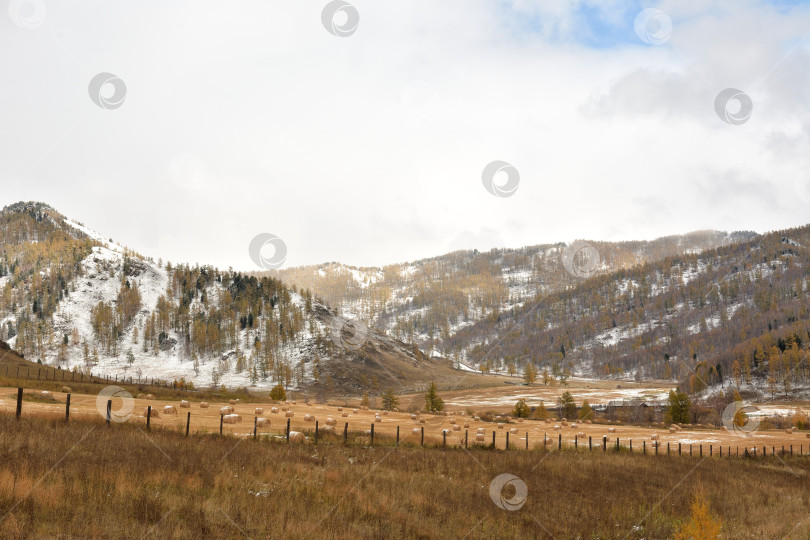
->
0, 202, 456, 395
270, 230, 756, 361
452, 226, 810, 400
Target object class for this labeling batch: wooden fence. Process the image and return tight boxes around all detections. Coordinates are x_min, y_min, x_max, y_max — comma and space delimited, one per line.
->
7, 387, 809, 458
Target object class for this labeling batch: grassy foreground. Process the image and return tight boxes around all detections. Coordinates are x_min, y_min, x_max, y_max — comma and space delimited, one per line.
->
0, 413, 808, 539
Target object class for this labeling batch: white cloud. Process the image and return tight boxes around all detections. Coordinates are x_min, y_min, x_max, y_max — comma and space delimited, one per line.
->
1, 0, 808, 270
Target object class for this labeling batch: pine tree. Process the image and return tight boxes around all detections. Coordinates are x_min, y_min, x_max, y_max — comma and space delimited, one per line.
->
269, 384, 286, 401
381, 389, 399, 411
513, 398, 530, 418
667, 390, 691, 424
558, 391, 576, 419
523, 363, 537, 385
532, 400, 548, 420
578, 399, 593, 420
424, 382, 444, 413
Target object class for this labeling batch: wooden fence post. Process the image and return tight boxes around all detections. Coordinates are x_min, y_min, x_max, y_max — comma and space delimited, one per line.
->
344, 422, 348, 444
505, 432, 509, 450
315, 421, 318, 444
16, 388, 23, 420
421, 426, 424, 447
603, 436, 606, 452
643, 441, 646, 455
371, 423, 375, 447
65, 394, 71, 422
616, 438, 620, 451
443, 430, 446, 448
464, 430, 467, 449
106, 399, 112, 426
493, 431, 496, 450
147, 406, 152, 431
526, 432, 529, 451
286, 418, 290, 440
396, 426, 400, 446
629, 439, 632, 453
589, 436, 592, 451
219, 413, 223, 435
558, 433, 561, 450
186, 412, 191, 437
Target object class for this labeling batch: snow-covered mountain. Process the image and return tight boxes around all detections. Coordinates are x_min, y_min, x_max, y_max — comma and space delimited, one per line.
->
0, 202, 457, 394
269, 230, 758, 367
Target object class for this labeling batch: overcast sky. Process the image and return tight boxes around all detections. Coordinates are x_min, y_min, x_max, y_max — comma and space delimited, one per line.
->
2, 0, 810, 270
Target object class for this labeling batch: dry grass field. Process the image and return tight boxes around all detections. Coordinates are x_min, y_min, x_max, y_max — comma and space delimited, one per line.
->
1, 386, 806, 455
0, 406, 809, 538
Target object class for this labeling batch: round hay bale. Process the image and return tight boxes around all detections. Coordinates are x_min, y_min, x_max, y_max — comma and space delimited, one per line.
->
419, 418, 425, 424
553, 425, 561, 430
304, 414, 314, 422
255, 408, 263, 415
222, 414, 242, 424
337, 407, 343, 412
61, 386, 72, 394
342, 412, 349, 417
179, 400, 190, 408
200, 402, 209, 408
220, 406, 234, 415
453, 425, 461, 431
509, 428, 517, 434
144, 407, 159, 418
412, 428, 421, 435
281, 406, 289, 412
374, 416, 381, 423
463, 422, 470, 428
322, 425, 335, 434
352, 409, 359, 414
256, 417, 270, 427
449, 418, 456, 424
271, 407, 279, 414
497, 423, 504, 429
326, 417, 337, 426
228, 399, 236, 405
163, 405, 177, 415
285, 411, 294, 418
